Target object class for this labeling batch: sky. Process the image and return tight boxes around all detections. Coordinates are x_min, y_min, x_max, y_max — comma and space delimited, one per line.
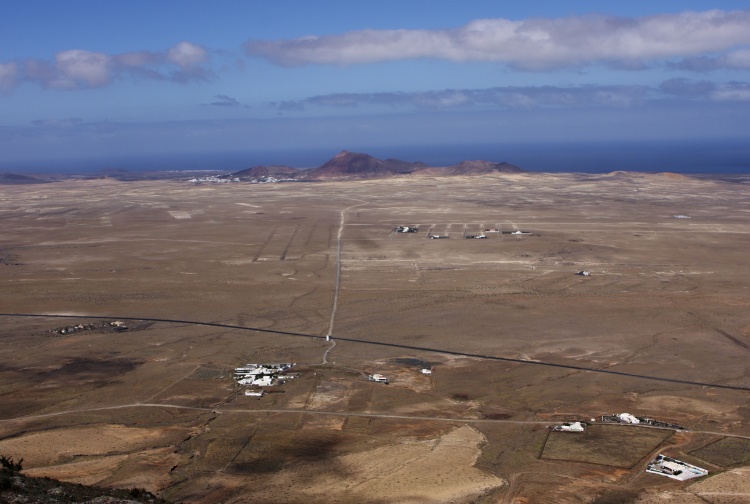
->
2, 0, 750, 172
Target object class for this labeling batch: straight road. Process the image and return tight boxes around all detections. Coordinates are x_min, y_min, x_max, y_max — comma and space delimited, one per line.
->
2, 312, 750, 392
2, 402, 750, 443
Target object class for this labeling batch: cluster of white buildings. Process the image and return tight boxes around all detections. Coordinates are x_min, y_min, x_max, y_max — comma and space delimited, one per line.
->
395, 226, 419, 233
368, 373, 389, 384
601, 413, 686, 430
234, 363, 295, 387
551, 421, 586, 432
189, 176, 239, 184
646, 454, 708, 481
52, 322, 96, 335
248, 176, 296, 184
618, 412, 640, 424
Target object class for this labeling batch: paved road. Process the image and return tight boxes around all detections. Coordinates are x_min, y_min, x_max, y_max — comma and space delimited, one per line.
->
3, 312, 750, 392
0, 402, 551, 425
2, 402, 749, 442
322, 338, 336, 364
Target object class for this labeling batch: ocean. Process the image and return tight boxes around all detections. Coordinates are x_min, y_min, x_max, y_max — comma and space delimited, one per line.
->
4, 139, 750, 175
378, 139, 750, 174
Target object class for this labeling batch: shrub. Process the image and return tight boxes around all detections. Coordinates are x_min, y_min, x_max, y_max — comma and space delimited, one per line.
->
0, 456, 23, 476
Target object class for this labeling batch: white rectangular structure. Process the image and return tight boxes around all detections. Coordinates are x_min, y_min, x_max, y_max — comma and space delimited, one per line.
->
368, 374, 389, 383
646, 454, 708, 481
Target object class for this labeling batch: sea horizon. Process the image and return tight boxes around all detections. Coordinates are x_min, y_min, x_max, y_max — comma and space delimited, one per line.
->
3, 138, 749, 175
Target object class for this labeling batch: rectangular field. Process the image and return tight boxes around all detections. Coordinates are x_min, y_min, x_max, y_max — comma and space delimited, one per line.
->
541, 425, 672, 468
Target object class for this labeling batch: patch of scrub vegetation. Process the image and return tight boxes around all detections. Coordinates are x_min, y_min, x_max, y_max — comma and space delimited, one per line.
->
541, 425, 671, 468
692, 437, 750, 467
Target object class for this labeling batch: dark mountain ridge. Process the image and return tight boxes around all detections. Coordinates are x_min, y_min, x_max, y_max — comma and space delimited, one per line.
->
233, 165, 299, 179
443, 160, 523, 175
0, 172, 49, 185
305, 150, 428, 179
231, 150, 522, 181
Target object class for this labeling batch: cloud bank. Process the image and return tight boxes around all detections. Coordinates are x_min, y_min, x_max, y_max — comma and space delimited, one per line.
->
12, 41, 211, 90
205, 94, 242, 107
298, 85, 651, 110
0, 62, 19, 90
245, 10, 750, 69
277, 78, 750, 114
674, 48, 750, 71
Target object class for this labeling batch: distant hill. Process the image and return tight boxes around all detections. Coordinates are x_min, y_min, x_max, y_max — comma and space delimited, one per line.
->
441, 160, 523, 176
0, 172, 49, 185
384, 157, 429, 173
232, 165, 299, 180
1, 150, 525, 183
298, 150, 521, 180
304, 150, 427, 179
97, 167, 131, 175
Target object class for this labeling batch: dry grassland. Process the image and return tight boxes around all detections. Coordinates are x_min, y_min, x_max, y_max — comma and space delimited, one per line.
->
541, 425, 672, 468
1, 172, 750, 502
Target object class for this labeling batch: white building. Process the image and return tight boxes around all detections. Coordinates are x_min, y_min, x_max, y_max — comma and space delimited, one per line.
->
234, 363, 294, 387
618, 413, 640, 424
646, 454, 708, 481
552, 421, 586, 432
368, 374, 389, 383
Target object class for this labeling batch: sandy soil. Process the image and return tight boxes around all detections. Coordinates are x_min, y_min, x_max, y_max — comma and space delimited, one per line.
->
0, 424, 181, 467
226, 425, 503, 504
1, 173, 750, 502
23, 454, 130, 487
688, 467, 750, 499
22, 447, 180, 493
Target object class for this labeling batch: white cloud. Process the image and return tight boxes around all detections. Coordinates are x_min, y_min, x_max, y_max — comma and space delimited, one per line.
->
205, 94, 242, 107
50, 50, 112, 89
722, 49, 750, 69
288, 84, 653, 112
711, 82, 750, 101
32, 117, 83, 127
0, 62, 19, 90
245, 10, 750, 69
675, 48, 750, 71
114, 51, 160, 68
419, 91, 471, 108
167, 41, 208, 68
659, 78, 716, 98
12, 41, 212, 90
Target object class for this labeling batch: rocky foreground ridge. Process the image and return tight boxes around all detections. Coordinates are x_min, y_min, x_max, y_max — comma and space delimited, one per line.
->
1, 480, 163, 504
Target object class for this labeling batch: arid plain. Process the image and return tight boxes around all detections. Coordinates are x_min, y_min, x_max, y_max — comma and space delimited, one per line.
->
1, 171, 750, 503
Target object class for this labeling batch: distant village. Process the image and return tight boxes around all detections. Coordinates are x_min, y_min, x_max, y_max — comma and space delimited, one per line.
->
188, 175, 240, 184
183, 150, 523, 185
393, 225, 535, 240
188, 175, 296, 184
232, 362, 427, 397
49, 320, 129, 335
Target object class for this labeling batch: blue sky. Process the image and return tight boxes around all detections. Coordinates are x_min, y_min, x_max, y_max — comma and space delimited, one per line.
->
2, 0, 750, 170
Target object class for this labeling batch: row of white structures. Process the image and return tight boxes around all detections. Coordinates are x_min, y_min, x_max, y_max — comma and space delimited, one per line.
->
234, 363, 294, 387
